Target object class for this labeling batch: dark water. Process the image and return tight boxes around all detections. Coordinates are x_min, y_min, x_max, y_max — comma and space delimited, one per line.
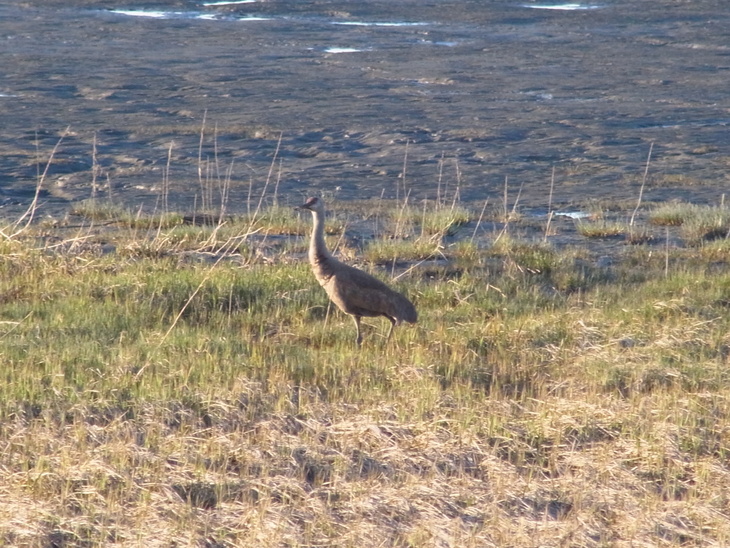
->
1, 0, 728, 217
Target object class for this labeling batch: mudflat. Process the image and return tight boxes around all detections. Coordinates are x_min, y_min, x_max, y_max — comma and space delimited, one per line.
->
1, 0, 729, 218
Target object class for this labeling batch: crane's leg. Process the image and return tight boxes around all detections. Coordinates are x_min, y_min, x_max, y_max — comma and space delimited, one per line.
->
385, 317, 397, 346
353, 315, 363, 347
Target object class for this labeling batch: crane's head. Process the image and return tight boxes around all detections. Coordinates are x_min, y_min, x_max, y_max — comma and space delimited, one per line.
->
296, 196, 324, 213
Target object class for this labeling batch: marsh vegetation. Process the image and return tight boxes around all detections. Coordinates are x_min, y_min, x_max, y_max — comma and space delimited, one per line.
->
2, 189, 730, 547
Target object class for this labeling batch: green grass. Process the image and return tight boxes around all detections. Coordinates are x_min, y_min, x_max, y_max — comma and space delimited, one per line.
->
576, 219, 627, 238
650, 202, 730, 244
71, 199, 185, 229
2, 201, 730, 547
363, 237, 442, 263
366, 200, 472, 239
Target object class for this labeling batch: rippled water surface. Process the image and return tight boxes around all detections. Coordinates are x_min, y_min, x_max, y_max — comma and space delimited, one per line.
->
1, 0, 728, 216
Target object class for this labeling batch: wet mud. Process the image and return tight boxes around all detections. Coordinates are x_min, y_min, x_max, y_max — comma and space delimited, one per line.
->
1, 0, 729, 220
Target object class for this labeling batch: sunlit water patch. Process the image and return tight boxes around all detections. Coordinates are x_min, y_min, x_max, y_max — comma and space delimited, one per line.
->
521, 90, 554, 100
109, 9, 170, 18
555, 211, 592, 220
332, 21, 428, 27
522, 3, 602, 10
418, 39, 459, 47
323, 47, 369, 54
202, 0, 259, 5
105, 9, 428, 28
107, 9, 272, 21
228, 15, 272, 21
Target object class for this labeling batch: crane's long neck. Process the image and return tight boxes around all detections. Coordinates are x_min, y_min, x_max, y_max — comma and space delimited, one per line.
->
309, 208, 332, 267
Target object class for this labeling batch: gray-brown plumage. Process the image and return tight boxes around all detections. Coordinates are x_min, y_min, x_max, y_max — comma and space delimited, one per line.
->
297, 196, 417, 346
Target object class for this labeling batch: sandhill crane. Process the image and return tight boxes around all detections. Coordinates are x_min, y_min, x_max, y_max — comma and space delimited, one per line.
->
297, 196, 417, 347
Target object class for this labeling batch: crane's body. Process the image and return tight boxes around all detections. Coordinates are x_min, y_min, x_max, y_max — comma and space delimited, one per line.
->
298, 197, 417, 346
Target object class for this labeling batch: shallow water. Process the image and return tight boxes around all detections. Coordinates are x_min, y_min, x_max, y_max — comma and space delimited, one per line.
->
1, 0, 728, 218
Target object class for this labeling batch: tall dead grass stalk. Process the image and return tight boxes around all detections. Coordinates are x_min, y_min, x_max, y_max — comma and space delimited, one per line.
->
5, 126, 70, 239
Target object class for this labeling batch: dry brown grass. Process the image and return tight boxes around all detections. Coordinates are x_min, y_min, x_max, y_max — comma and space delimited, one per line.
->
3, 388, 729, 547
2, 200, 730, 547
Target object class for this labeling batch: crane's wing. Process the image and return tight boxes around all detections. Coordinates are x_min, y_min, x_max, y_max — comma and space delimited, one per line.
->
327, 263, 417, 323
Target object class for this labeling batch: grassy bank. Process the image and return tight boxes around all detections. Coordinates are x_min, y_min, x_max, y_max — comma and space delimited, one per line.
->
1, 199, 730, 547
